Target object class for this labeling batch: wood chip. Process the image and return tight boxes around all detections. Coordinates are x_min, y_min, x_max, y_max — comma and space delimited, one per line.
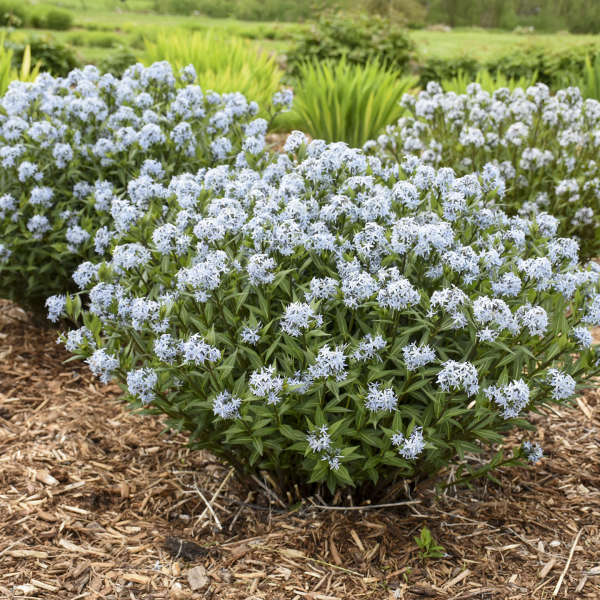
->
585, 565, 600, 576
58, 538, 107, 557
553, 529, 583, 597
280, 548, 306, 559
349, 529, 364, 552
37, 510, 58, 522
576, 396, 593, 419
539, 557, 557, 579
119, 480, 129, 498
60, 504, 89, 515
35, 470, 59, 486
442, 568, 470, 589
121, 573, 151, 584
30, 579, 59, 592
234, 571, 267, 579
7, 549, 48, 559
329, 533, 342, 566
187, 565, 210, 590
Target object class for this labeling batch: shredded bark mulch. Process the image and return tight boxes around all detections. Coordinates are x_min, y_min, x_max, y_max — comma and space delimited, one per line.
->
0, 300, 599, 599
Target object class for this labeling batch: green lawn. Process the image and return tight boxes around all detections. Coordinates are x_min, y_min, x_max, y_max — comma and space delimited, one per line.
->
14, 0, 301, 63
410, 28, 600, 61
10, 2, 600, 67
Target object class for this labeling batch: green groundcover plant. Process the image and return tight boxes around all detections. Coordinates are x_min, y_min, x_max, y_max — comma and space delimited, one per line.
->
374, 82, 600, 259
52, 138, 600, 496
0, 61, 288, 313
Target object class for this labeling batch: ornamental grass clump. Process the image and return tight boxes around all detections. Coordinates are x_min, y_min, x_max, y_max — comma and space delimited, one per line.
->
143, 31, 283, 111
0, 61, 287, 314
56, 140, 600, 496
373, 81, 600, 259
284, 58, 417, 147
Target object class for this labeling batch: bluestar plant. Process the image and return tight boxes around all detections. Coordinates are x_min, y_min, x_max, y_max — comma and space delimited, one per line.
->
55, 140, 600, 495
0, 61, 288, 314
373, 82, 600, 259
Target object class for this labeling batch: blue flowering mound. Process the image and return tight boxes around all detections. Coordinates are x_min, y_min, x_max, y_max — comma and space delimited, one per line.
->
0, 61, 288, 313
374, 82, 600, 258
48, 130, 600, 494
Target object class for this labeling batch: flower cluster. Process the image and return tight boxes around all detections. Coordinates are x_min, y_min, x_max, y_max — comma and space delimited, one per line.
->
0, 62, 279, 312
374, 82, 600, 258
55, 136, 599, 494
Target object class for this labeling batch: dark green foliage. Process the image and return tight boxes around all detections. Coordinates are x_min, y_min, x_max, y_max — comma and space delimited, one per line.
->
427, 0, 600, 33
488, 46, 592, 87
417, 44, 599, 89
99, 48, 138, 77
66, 32, 121, 49
153, 0, 322, 20
230, 0, 316, 21
0, 0, 27, 27
287, 13, 415, 77
0, 3, 73, 31
28, 9, 47, 29
8, 38, 79, 77
359, 0, 427, 27
153, 0, 206, 15
42, 9, 74, 31
417, 56, 479, 88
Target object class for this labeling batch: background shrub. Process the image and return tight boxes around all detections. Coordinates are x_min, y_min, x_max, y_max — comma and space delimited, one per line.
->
417, 46, 598, 91
153, 0, 205, 15
58, 143, 600, 496
417, 56, 480, 89
99, 47, 138, 77
153, 0, 321, 20
358, 0, 427, 27
42, 8, 74, 31
0, 0, 27, 27
286, 13, 414, 77
66, 32, 121, 49
8, 37, 79, 76
487, 45, 595, 88
425, 0, 600, 33
441, 68, 538, 94
28, 6, 74, 31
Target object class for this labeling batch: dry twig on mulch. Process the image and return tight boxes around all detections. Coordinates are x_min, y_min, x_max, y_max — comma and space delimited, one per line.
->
0, 300, 599, 599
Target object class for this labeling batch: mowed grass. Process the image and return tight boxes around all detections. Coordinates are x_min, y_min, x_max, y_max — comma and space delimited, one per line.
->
12, 1, 600, 67
410, 28, 600, 61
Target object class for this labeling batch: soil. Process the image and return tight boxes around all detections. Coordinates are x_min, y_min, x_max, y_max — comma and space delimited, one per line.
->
0, 300, 599, 599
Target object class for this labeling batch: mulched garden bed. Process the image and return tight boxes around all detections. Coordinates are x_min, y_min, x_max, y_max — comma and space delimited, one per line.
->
0, 300, 598, 599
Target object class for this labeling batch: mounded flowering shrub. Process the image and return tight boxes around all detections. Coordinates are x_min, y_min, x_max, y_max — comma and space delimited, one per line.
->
373, 82, 600, 259
56, 141, 600, 494
0, 61, 288, 314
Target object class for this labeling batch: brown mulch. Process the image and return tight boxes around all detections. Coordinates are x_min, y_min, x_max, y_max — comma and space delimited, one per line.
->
0, 301, 599, 600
